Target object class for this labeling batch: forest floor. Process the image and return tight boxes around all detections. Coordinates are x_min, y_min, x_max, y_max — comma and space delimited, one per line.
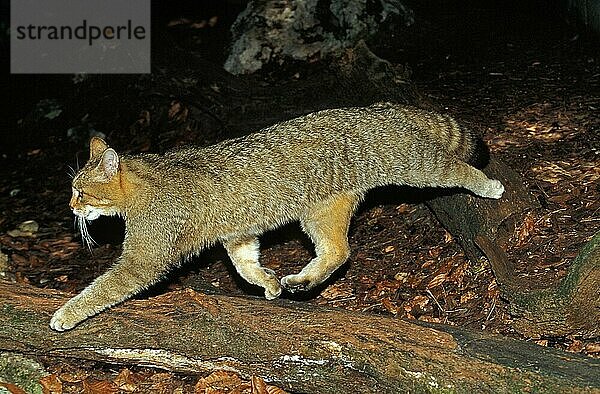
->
2, 1, 599, 393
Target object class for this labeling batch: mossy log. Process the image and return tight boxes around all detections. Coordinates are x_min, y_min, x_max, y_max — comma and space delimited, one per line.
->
426, 159, 600, 338
509, 230, 600, 338
1, 281, 599, 393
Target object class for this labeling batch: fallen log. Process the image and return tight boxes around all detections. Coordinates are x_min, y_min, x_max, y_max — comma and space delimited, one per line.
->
509, 230, 600, 338
1, 281, 599, 393
426, 159, 600, 338
426, 159, 539, 286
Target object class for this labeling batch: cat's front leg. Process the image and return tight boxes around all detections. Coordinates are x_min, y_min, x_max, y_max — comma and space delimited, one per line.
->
50, 250, 173, 331
50, 287, 111, 331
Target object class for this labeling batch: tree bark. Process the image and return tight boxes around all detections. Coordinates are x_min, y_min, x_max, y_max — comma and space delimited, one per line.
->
1, 281, 599, 393
426, 160, 600, 338
426, 159, 540, 284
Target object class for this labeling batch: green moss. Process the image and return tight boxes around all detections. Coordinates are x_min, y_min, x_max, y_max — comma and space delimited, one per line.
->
0, 353, 47, 394
510, 230, 600, 313
556, 230, 600, 298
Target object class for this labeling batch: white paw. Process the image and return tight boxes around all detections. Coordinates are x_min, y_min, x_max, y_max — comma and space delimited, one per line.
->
50, 310, 74, 332
265, 286, 282, 300
481, 179, 505, 199
50, 305, 86, 331
281, 274, 314, 293
261, 268, 282, 300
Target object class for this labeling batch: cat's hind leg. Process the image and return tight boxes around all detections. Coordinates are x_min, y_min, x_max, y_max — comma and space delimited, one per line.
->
281, 192, 360, 293
223, 236, 282, 299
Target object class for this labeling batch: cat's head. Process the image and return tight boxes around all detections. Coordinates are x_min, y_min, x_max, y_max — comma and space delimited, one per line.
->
70, 137, 123, 221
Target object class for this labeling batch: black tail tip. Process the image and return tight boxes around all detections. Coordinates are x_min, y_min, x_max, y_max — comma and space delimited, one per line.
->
469, 138, 491, 169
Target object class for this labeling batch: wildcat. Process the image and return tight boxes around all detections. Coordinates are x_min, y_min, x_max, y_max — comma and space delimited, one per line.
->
50, 102, 504, 331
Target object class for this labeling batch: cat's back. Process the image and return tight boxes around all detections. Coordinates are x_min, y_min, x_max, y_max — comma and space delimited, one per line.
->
125, 103, 476, 187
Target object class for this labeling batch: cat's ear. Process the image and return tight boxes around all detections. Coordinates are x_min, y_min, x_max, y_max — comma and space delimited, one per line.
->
90, 137, 109, 159
100, 148, 119, 179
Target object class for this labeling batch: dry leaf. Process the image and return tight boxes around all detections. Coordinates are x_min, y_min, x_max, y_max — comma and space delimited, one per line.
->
374, 279, 400, 294
428, 246, 442, 258
167, 18, 191, 27
381, 298, 399, 315
567, 340, 583, 353
368, 207, 384, 218
585, 343, 600, 354
250, 376, 267, 394
0, 382, 28, 394
14, 271, 30, 284
265, 385, 289, 394
426, 273, 447, 289
58, 373, 83, 384
137, 110, 151, 128
421, 260, 435, 269
448, 262, 467, 287
443, 231, 453, 243
168, 101, 182, 119
394, 272, 409, 283
40, 374, 62, 394
190, 21, 208, 29
10, 254, 28, 265
404, 295, 430, 314
195, 371, 242, 393
395, 204, 410, 214
514, 213, 536, 247
412, 295, 429, 308
168, 101, 189, 123
418, 315, 444, 323
82, 379, 118, 394
113, 368, 144, 392
460, 291, 478, 304
320, 282, 353, 300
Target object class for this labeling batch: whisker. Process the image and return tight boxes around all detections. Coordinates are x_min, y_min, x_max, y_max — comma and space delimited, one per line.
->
67, 165, 77, 179
82, 221, 92, 250
76, 216, 97, 252
86, 220, 98, 247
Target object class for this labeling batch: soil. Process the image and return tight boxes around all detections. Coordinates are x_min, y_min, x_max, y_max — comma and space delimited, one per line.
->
2, 1, 599, 393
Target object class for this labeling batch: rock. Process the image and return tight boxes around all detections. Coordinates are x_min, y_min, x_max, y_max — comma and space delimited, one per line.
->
7, 220, 39, 238
18, 220, 39, 233
224, 0, 414, 75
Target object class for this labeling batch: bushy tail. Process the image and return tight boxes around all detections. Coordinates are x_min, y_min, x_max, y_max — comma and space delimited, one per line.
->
444, 119, 490, 169
466, 136, 491, 169
368, 103, 491, 169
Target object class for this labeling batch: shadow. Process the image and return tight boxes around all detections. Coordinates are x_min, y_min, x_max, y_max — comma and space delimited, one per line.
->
87, 215, 125, 245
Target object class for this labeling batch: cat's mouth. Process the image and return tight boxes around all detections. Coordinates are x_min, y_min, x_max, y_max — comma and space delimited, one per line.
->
73, 208, 101, 221
85, 211, 101, 221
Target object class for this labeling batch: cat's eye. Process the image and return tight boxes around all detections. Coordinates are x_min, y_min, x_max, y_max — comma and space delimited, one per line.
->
78, 190, 102, 202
